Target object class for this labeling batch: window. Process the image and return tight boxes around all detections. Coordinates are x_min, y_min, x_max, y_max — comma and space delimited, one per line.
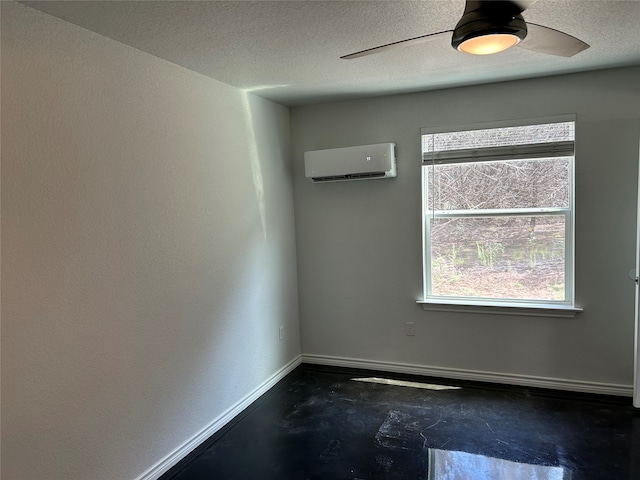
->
420, 118, 577, 313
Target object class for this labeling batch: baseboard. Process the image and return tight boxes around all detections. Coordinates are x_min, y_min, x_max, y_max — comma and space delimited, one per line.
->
301, 354, 633, 397
135, 355, 302, 480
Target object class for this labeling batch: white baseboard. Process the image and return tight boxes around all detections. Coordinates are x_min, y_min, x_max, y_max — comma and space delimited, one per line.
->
135, 355, 302, 480
301, 354, 633, 397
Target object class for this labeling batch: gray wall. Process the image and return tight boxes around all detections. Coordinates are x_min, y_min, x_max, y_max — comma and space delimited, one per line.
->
292, 66, 640, 388
1, 3, 300, 479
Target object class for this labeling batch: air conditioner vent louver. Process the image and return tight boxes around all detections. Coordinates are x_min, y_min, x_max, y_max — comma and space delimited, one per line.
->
304, 143, 396, 183
311, 172, 386, 183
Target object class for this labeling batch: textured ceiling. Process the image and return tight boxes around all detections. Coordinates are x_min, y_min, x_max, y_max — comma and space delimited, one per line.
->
19, 0, 640, 106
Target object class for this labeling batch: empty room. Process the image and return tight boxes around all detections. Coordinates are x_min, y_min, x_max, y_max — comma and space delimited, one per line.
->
2, 1, 640, 479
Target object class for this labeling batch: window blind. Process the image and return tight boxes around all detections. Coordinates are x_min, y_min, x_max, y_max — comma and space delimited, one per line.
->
422, 140, 574, 165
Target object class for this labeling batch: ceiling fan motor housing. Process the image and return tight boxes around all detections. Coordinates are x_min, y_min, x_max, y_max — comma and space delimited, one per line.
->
452, 1, 528, 51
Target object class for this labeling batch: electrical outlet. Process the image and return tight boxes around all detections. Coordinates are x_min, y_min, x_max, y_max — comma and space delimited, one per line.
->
405, 322, 415, 336
279, 326, 284, 341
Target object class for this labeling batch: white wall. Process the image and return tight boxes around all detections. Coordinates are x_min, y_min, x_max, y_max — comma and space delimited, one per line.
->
292, 66, 640, 390
1, 3, 300, 479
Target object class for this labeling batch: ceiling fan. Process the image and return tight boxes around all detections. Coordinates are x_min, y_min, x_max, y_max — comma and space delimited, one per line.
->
341, 0, 589, 59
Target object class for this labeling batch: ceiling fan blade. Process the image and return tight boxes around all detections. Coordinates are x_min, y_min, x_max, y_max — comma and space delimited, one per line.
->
341, 30, 452, 59
518, 22, 589, 57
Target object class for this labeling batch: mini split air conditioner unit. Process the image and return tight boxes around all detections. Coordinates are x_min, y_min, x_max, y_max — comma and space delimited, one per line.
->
304, 143, 396, 183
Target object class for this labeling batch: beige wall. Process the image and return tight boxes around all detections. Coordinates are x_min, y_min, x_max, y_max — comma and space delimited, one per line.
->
292, 66, 640, 389
1, 3, 300, 479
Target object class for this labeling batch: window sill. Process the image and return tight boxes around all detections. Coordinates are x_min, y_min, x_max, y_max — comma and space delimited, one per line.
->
416, 299, 583, 318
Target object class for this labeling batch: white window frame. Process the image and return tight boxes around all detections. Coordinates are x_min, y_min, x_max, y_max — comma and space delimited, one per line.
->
417, 116, 582, 318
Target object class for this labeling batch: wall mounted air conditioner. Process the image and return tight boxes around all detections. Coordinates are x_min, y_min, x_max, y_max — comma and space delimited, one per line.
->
304, 143, 396, 183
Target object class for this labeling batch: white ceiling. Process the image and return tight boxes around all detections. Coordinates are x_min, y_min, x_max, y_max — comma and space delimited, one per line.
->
19, 0, 640, 106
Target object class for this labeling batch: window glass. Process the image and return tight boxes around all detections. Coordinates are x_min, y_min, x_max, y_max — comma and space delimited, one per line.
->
426, 157, 571, 211
430, 215, 566, 300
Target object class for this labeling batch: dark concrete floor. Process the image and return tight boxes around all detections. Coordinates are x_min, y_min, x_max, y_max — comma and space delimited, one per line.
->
163, 364, 640, 480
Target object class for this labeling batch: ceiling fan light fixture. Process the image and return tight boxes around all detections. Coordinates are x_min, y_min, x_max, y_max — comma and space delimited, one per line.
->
457, 33, 521, 55
451, 1, 528, 55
